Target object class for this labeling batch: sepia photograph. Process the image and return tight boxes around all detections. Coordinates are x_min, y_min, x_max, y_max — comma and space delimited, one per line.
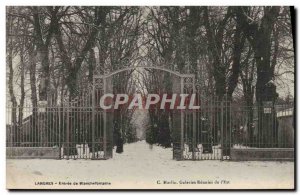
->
5, 5, 295, 190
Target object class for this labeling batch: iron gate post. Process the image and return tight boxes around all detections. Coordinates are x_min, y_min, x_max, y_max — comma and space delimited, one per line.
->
66, 101, 70, 160
58, 106, 62, 159
103, 78, 107, 159
92, 82, 95, 159
220, 100, 224, 161
180, 77, 184, 160
104, 76, 113, 159
229, 100, 232, 159
171, 75, 183, 160
192, 76, 196, 160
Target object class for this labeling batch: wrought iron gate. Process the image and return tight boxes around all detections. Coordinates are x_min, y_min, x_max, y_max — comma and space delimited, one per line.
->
94, 66, 231, 161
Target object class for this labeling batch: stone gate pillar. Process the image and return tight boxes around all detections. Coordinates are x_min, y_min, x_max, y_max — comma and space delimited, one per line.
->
93, 76, 113, 159
172, 75, 183, 160
104, 77, 114, 159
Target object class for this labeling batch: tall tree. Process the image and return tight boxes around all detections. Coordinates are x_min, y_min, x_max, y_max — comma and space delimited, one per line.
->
32, 6, 59, 101
235, 6, 281, 147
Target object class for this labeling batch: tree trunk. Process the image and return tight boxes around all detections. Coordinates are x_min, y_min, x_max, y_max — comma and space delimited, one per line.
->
32, 7, 51, 101
227, 20, 245, 97
253, 7, 280, 148
18, 48, 25, 144
29, 48, 39, 146
7, 44, 18, 146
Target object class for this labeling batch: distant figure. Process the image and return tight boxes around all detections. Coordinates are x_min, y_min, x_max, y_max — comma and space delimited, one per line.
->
149, 144, 153, 150
116, 136, 123, 153
232, 125, 237, 144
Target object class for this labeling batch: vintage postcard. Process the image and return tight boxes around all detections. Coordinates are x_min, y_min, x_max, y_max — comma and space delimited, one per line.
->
6, 6, 295, 190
